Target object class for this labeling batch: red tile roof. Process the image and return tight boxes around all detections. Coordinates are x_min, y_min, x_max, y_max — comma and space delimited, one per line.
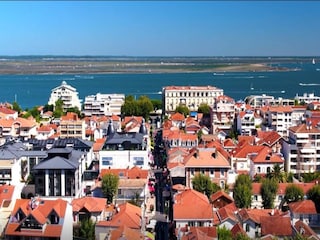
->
6, 198, 67, 238
96, 202, 141, 229
72, 196, 107, 213
289, 200, 317, 214
260, 216, 292, 237
171, 112, 185, 121
174, 189, 213, 220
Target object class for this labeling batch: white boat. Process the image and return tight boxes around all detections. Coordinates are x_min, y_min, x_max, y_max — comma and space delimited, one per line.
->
312, 58, 316, 64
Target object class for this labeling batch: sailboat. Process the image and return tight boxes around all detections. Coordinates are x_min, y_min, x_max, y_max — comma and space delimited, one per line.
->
312, 58, 316, 65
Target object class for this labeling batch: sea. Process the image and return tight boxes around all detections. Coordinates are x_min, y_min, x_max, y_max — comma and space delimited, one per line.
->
0, 57, 320, 110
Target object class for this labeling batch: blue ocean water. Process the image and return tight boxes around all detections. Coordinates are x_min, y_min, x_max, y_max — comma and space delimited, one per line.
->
0, 61, 319, 109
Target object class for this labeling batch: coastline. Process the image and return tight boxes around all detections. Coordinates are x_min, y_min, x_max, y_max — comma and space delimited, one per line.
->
0, 61, 293, 75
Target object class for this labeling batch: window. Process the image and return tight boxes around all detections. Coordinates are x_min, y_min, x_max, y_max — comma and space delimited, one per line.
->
102, 157, 113, 166
246, 223, 250, 232
133, 157, 144, 165
190, 168, 195, 176
220, 169, 225, 177
253, 195, 258, 201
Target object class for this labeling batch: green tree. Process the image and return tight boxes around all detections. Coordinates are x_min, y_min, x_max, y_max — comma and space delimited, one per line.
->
12, 101, 22, 113
137, 95, 154, 120
217, 225, 232, 240
66, 106, 81, 117
235, 233, 251, 240
53, 99, 64, 118
175, 104, 190, 117
78, 218, 95, 240
151, 99, 162, 111
101, 173, 119, 204
233, 174, 252, 208
121, 95, 139, 117
284, 184, 304, 204
261, 178, 278, 209
192, 173, 220, 199
307, 184, 320, 212
197, 103, 211, 115
128, 192, 143, 207
267, 163, 285, 183
43, 104, 54, 112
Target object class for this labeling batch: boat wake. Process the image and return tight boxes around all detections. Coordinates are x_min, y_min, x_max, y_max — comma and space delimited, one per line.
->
299, 83, 320, 86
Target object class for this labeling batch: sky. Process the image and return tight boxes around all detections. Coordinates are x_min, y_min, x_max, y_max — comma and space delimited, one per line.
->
0, 1, 320, 57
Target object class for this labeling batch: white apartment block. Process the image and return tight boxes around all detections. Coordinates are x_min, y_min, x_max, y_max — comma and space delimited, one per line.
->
48, 81, 82, 111
263, 106, 293, 138
294, 92, 320, 104
282, 123, 320, 174
211, 95, 235, 133
244, 94, 274, 108
236, 110, 263, 136
83, 93, 125, 116
162, 85, 223, 114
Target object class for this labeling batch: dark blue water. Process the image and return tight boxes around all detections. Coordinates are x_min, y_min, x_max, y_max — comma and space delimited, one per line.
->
0, 62, 319, 109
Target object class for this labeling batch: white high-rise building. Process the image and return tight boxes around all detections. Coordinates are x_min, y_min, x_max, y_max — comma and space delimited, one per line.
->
48, 81, 82, 111
83, 93, 125, 116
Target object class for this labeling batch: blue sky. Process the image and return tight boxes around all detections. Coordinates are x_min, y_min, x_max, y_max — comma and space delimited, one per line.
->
1, 1, 319, 56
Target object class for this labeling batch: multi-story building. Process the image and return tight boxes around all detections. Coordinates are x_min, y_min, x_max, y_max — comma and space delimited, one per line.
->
162, 85, 223, 114
99, 119, 151, 170
83, 93, 125, 117
236, 110, 263, 136
244, 94, 274, 108
60, 112, 85, 139
282, 123, 320, 174
294, 92, 320, 104
48, 81, 82, 112
262, 106, 293, 138
211, 95, 235, 133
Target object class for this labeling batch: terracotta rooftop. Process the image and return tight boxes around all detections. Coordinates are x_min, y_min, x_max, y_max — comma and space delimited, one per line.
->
260, 215, 292, 237
289, 200, 317, 214
174, 189, 213, 220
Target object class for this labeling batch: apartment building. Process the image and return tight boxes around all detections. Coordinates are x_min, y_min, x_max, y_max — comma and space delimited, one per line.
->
83, 93, 125, 117
211, 95, 235, 133
262, 106, 293, 138
282, 123, 320, 174
162, 85, 223, 114
48, 81, 82, 111
60, 112, 85, 139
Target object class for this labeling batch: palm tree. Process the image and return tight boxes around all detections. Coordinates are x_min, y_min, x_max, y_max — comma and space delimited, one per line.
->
268, 164, 285, 183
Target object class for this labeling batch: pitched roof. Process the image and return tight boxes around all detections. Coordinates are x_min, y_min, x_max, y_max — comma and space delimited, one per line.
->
0, 184, 14, 206
260, 216, 292, 237
174, 189, 213, 220
96, 202, 141, 229
72, 196, 107, 213
294, 220, 319, 239
290, 123, 320, 134
6, 198, 67, 238
288, 200, 317, 214
108, 225, 144, 240
210, 190, 234, 204
180, 226, 217, 240
184, 149, 230, 168
170, 112, 185, 121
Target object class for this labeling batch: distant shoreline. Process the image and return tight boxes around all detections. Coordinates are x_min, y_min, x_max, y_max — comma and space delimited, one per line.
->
0, 57, 298, 74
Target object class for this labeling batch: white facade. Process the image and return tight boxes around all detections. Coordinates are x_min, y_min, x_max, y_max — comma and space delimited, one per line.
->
244, 94, 274, 108
294, 93, 320, 104
163, 85, 223, 113
211, 95, 235, 133
83, 93, 125, 116
264, 107, 293, 138
282, 124, 320, 174
99, 150, 150, 170
48, 81, 82, 111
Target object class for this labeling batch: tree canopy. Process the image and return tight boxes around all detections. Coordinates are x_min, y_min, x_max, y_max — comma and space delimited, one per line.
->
101, 173, 119, 204
233, 174, 252, 208
121, 95, 154, 120
175, 104, 190, 117
284, 184, 304, 203
191, 173, 220, 199
197, 103, 211, 115
261, 178, 278, 209
307, 184, 320, 212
